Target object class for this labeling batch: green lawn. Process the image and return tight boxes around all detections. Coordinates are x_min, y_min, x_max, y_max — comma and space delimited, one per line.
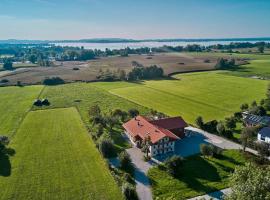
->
0, 108, 123, 200
148, 150, 246, 200
93, 72, 268, 123
189, 52, 270, 79
35, 83, 148, 149
0, 85, 43, 136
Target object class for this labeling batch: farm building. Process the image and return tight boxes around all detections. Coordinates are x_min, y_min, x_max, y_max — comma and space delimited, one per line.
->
123, 115, 188, 157
257, 127, 270, 144
242, 111, 270, 127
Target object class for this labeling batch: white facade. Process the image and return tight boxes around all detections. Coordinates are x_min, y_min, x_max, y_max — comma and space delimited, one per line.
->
258, 133, 270, 144
149, 137, 175, 157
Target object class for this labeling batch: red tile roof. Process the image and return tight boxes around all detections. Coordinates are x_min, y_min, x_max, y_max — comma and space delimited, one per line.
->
150, 116, 188, 130
123, 116, 184, 144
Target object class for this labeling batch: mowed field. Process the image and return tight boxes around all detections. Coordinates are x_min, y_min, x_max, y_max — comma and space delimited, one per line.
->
0, 108, 122, 200
0, 85, 43, 136
35, 82, 149, 127
93, 72, 268, 123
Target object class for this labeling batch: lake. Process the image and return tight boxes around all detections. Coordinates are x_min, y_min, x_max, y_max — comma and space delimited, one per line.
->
52, 40, 269, 51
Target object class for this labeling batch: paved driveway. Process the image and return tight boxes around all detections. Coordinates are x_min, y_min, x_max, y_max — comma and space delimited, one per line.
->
126, 147, 153, 200
188, 188, 232, 200
186, 127, 259, 155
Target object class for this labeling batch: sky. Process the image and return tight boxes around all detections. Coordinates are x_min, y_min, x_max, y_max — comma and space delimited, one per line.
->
0, 0, 270, 40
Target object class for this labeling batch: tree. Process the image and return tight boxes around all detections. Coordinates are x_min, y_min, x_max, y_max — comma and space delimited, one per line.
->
200, 144, 213, 157
240, 127, 255, 151
99, 138, 115, 158
256, 142, 269, 162
128, 109, 139, 118
29, 54, 37, 64
89, 105, 101, 117
258, 45, 265, 53
266, 83, 270, 99
105, 115, 118, 131
225, 163, 270, 200
249, 105, 266, 116
251, 100, 257, 107
3, 58, 13, 70
225, 117, 236, 130
0, 136, 10, 154
119, 151, 134, 174
112, 109, 126, 121
141, 136, 151, 158
164, 155, 183, 177
118, 69, 127, 80
216, 121, 225, 135
195, 116, 204, 129
122, 183, 138, 200
240, 103, 249, 111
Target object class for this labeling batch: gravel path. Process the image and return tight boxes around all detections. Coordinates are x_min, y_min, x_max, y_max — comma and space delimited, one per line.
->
126, 147, 153, 200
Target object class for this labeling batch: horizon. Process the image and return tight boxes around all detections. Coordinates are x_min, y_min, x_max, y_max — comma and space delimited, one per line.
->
1, 36, 270, 42
0, 0, 270, 40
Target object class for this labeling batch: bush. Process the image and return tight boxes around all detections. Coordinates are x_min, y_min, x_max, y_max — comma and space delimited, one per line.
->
203, 120, 218, 133
43, 77, 65, 85
119, 151, 134, 174
127, 65, 164, 81
200, 144, 214, 157
215, 58, 235, 70
195, 116, 204, 129
33, 99, 42, 106
41, 98, 50, 106
164, 155, 183, 177
99, 138, 115, 158
216, 121, 225, 135
3, 58, 13, 70
16, 81, 22, 86
122, 183, 138, 200
0, 136, 10, 152
128, 109, 139, 118
256, 142, 269, 161
0, 79, 9, 83
122, 173, 135, 184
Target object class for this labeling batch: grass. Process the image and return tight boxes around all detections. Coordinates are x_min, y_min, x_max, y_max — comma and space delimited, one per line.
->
148, 150, 247, 200
0, 85, 43, 136
93, 72, 268, 123
34, 82, 149, 149
36, 82, 149, 124
225, 59, 270, 78
0, 108, 123, 200
189, 52, 270, 79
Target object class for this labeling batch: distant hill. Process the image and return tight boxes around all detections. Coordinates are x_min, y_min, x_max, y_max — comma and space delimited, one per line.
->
0, 37, 270, 44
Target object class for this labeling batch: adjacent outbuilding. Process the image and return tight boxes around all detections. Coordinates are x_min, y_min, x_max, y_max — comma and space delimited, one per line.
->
258, 127, 270, 144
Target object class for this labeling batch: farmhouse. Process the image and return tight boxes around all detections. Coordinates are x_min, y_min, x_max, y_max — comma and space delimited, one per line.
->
257, 127, 270, 144
123, 116, 188, 157
242, 111, 270, 127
